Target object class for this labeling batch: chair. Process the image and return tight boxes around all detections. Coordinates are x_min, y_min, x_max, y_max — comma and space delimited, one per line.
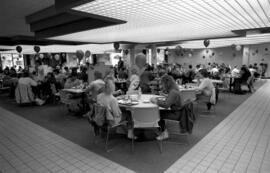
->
195, 88, 216, 116
164, 101, 195, 145
130, 107, 162, 153
59, 90, 82, 112
86, 103, 127, 152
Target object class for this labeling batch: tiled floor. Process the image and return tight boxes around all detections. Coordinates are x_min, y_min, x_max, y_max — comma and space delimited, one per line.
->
165, 80, 270, 173
0, 107, 134, 173
1, 81, 270, 173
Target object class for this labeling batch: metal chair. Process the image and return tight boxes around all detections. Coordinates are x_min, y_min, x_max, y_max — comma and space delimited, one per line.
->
86, 103, 127, 152
130, 107, 162, 153
164, 101, 195, 145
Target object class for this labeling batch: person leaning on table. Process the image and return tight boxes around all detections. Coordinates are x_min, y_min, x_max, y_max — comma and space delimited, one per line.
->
150, 74, 183, 140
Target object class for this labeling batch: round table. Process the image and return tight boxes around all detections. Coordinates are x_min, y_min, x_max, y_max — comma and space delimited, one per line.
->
118, 94, 162, 109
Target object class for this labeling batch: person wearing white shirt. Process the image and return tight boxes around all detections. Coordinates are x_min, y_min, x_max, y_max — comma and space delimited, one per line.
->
231, 66, 240, 78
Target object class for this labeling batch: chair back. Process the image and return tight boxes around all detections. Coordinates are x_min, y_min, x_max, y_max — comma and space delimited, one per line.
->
131, 107, 160, 128
59, 90, 71, 105
181, 90, 196, 103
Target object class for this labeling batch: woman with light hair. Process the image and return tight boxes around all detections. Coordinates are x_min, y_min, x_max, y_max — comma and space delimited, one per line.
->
97, 79, 135, 139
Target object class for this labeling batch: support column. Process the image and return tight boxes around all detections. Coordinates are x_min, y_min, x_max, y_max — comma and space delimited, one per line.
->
151, 45, 157, 67
242, 45, 250, 66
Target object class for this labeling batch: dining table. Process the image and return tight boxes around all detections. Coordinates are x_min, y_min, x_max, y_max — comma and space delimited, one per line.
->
62, 88, 87, 113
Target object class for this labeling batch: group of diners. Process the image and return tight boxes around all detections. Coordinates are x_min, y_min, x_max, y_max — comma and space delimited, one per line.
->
0, 59, 262, 141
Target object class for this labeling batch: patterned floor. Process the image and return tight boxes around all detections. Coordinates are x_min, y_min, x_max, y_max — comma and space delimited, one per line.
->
1, 80, 270, 173
165, 80, 270, 173
0, 107, 134, 173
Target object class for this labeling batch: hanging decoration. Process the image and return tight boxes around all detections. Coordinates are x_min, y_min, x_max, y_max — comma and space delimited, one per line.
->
39, 54, 44, 59
235, 45, 242, 51
76, 50, 84, 61
142, 49, 147, 55
54, 54, 60, 61
34, 46, 40, 53
16, 46, 22, 53
113, 42, 120, 50
255, 49, 259, 54
212, 52, 215, 56
175, 45, 182, 56
85, 50, 91, 58
206, 49, 209, 54
203, 39, 210, 48
135, 53, 146, 69
265, 48, 268, 51
124, 49, 129, 55
157, 49, 160, 54
188, 53, 192, 57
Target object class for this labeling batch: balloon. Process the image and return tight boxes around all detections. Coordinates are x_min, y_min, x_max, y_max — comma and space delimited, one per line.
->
212, 52, 215, 56
142, 49, 147, 55
114, 42, 120, 50
124, 49, 129, 55
175, 45, 182, 56
34, 46, 40, 53
188, 53, 192, 57
157, 49, 160, 53
255, 49, 259, 53
235, 45, 242, 51
54, 54, 60, 61
76, 50, 84, 61
203, 39, 210, 48
85, 50, 91, 58
203, 56, 205, 59
135, 53, 146, 69
39, 54, 44, 59
16, 46, 22, 53
265, 48, 268, 51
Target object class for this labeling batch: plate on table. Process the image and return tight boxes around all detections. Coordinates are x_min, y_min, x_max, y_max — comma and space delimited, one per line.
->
118, 100, 139, 106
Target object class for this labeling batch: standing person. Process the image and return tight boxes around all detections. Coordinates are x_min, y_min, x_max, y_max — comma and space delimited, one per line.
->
140, 65, 154, 93
117, 57, 124, 71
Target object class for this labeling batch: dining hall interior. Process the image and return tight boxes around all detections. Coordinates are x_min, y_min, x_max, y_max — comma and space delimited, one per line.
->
1, 0, 270, 173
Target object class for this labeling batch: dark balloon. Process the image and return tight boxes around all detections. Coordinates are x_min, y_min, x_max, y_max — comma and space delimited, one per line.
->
34, 46, 40, 53
16, 46, 22, 53
124, 49, 129, 55
114, 42, 120, 50
85, 50, 91, 58
203, 39, 210, 48
157, 49, 160, 53
76, 50, 84, 61
142, 49, 147, 55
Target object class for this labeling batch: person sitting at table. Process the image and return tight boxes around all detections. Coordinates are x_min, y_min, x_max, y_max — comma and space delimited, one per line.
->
150, 74, 183, 140
97, 79, 135, 139
64, 71, 82, 89
15, 70, 45, 105
85, 71, 105, 101
196, 69, 215, 110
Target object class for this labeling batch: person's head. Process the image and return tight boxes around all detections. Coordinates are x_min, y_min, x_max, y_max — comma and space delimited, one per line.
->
189, 65, 193, 69
104, 79, 115, 95
160, 74, 178, 92
198, 69, 209, 78
131, 68, 137, 75
249, 64, 253, 68
94, 71, 103, 80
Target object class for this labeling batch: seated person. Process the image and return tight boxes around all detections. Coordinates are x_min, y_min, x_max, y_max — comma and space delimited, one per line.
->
97, 79, 135, 139
150, 74, 183, 140
85, 71, 105, 101
196, 69, 215, 110
64, 71, 82, 89
15, 70, 45, 105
